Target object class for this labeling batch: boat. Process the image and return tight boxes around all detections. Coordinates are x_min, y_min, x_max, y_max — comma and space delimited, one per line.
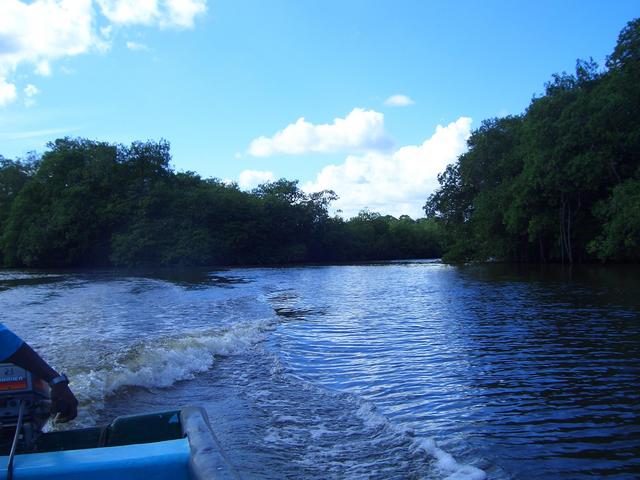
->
0, 364, 240, 479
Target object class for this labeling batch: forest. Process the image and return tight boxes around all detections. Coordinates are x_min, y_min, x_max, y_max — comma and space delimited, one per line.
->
0, 140, 442, 268
425, 18, 640, 263
1, 19, 638, 268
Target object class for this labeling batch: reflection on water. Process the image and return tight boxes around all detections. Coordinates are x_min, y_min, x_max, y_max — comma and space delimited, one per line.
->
0, 263, 639, 479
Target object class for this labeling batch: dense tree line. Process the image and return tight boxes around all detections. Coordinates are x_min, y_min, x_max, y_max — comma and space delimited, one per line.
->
425, 18, 640, 263
0, 141, 443, 268
4, 19, 638, 268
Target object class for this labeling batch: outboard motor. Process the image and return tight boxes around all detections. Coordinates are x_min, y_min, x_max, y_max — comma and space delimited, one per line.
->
0, 363, 51, 454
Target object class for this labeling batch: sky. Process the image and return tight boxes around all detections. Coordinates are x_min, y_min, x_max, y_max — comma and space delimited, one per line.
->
0, 1, 638, 218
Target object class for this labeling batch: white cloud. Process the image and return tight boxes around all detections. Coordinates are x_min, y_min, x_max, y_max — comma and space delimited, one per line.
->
304, 117, 472, 218
35, 60, 52, 76
23, 83, 40, 107
100, 25, 113, 38
238, 170, 275, 190
97, 0, 206, 28
384, 94, 414, 107
164, 0, 207, 28
24, 84, 40, 97
0, 77, 17, 106
248, 108, 393, 157
0, 0, 98, 79
0, 0, 206, 108
126, 41, 149, 51
97, 0, 159, 25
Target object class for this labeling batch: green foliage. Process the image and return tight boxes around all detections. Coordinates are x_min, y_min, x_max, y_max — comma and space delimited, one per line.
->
425, 18, 640, 263
588, 175, 640, 261
606, 18, 640, 70
1, 140, 121, 266
326, 211, 443, 261
0, 156, 36, 264
0, 141, 443, 268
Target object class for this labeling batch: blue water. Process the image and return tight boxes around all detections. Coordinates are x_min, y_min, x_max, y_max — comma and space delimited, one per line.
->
1, 262, 639, 479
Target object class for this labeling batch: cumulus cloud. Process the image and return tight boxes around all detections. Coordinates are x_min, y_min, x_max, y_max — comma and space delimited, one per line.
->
238, 170, 275, 190
248, 108, 393, 157
384, 94, 414, 107
0, 0, 98, 81
97, 0, 206, 28
304, 117, 472, 218
0, 0, 206, 106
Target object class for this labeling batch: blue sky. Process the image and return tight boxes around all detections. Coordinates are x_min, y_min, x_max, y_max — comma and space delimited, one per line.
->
0, 1, 638, 217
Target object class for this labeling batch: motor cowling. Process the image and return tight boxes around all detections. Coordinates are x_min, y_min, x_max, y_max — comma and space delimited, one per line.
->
0, 363, 51, 452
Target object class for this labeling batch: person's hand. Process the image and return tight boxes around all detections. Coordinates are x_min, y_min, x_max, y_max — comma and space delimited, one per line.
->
51, 383, 79, 422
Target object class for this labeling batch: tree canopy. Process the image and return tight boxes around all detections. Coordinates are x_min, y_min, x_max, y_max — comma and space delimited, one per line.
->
424, 18, 640, 263
0, 141, 443, 268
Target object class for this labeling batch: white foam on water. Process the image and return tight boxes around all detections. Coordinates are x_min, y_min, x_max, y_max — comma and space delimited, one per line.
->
49, 307, 487, 480
355, 402, 486, 480
0, 272, 61, 281
245, 359, 488, 479
71, 320, 274, 407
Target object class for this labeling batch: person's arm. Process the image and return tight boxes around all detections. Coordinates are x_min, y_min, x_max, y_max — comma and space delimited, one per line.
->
5, 343, 78, 422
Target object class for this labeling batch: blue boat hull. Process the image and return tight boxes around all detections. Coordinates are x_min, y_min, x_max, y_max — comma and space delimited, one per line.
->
0, 406, 239, 480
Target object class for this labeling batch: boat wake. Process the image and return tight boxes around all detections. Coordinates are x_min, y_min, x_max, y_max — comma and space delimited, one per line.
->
218, 346, 488, 480
57, 320, 275, 428
50, 312, 486, 479
354, 402, 486, 480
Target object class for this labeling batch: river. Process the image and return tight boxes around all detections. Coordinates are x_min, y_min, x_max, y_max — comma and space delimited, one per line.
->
1, 261, 638, 479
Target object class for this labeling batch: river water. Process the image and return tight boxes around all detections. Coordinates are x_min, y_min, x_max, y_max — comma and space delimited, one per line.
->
0, 261, 638, 479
